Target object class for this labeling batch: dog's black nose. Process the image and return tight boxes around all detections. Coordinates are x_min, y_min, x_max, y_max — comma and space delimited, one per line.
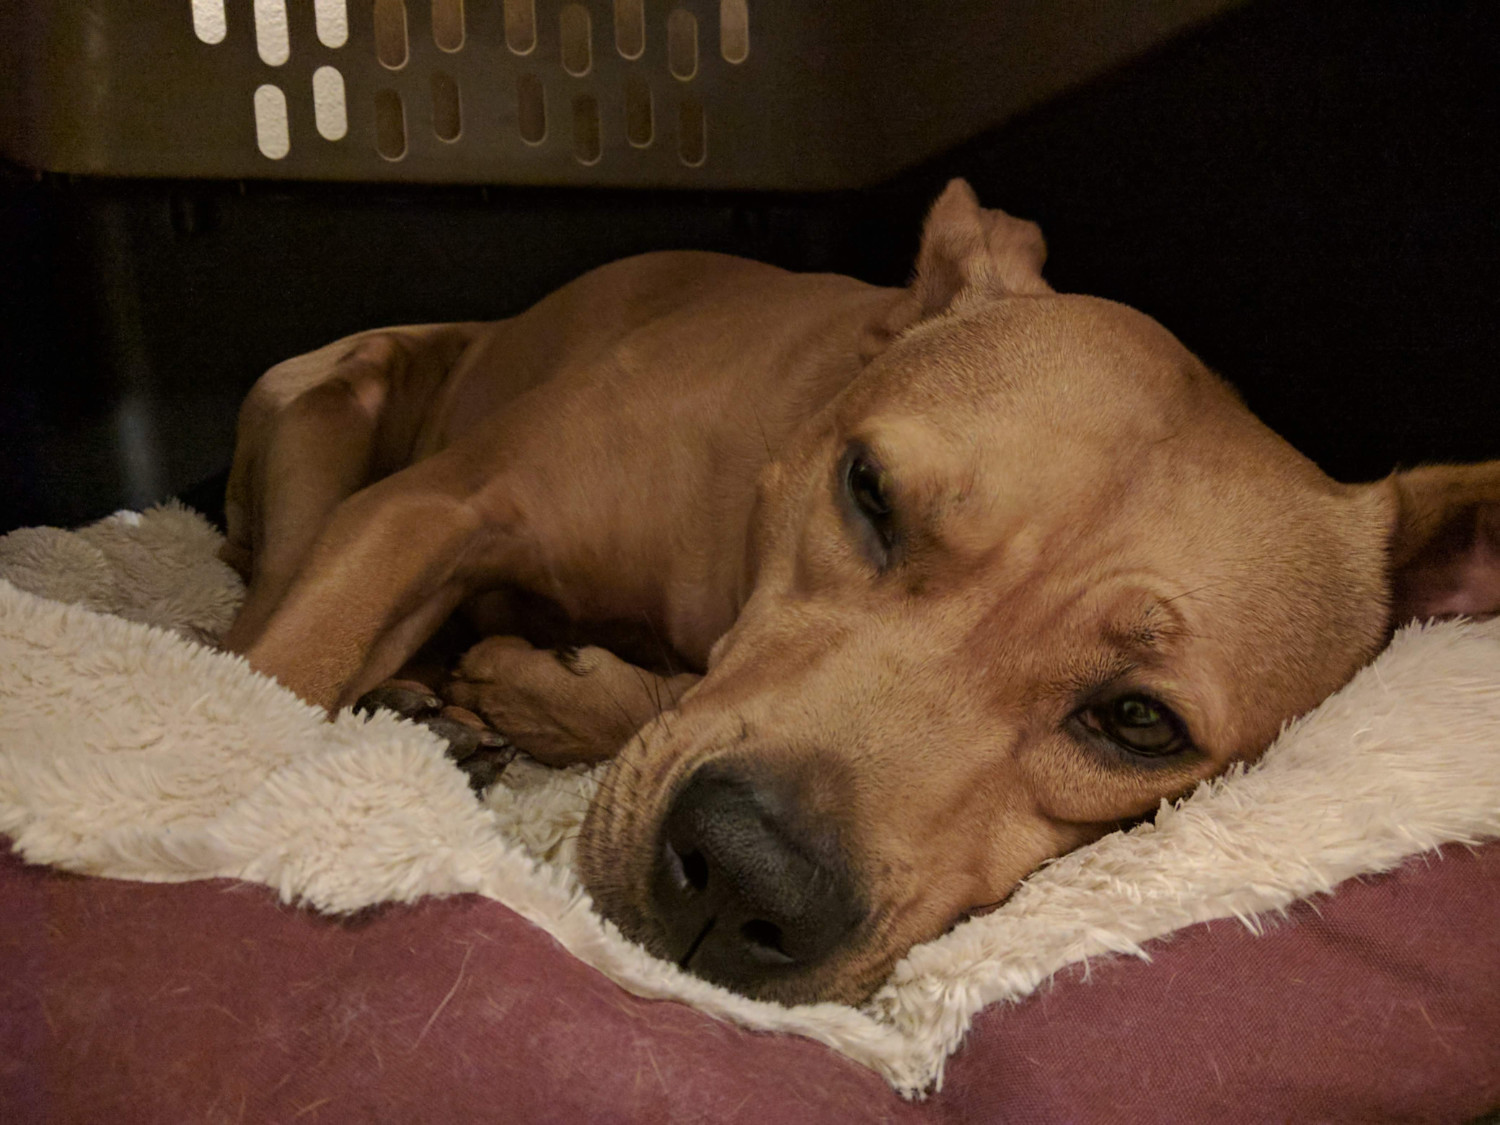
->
651, 764, 865, 990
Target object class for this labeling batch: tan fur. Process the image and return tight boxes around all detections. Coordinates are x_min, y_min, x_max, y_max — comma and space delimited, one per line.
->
222, 180, 1500, 1004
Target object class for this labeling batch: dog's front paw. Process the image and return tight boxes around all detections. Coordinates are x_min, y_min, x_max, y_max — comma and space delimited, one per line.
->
445, 637, 644, 766
355, 680, 517, 792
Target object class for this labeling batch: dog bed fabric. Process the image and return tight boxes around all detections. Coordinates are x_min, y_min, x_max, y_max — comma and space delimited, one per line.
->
2, 505, 1499, 1110
6, 843, 1497, 1123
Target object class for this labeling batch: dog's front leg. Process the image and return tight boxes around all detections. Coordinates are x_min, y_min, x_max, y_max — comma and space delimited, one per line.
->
443, 636, 701, 766
237, 452, 504, 712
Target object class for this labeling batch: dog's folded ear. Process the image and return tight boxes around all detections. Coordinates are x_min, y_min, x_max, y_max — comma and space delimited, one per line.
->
864, 180, 1051, 359
911, 179, 1053, 318
1382, 461, 1500, 627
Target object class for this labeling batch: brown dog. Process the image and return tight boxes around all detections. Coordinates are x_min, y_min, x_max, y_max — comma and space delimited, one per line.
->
221, 180, 1500, 1005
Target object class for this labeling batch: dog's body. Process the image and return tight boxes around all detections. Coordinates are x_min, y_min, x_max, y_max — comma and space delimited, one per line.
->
223, 181, 1500, 1004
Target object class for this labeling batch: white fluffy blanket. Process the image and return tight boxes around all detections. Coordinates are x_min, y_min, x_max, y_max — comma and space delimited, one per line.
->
2, 505, 1498, 1096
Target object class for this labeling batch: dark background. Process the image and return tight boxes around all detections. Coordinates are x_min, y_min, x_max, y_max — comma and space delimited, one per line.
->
2, 0, 1496, 533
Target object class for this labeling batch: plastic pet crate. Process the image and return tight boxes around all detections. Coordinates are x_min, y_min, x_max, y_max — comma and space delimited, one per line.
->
0, 0, 1238, 189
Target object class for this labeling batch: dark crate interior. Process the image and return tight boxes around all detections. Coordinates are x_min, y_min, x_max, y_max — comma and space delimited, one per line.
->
2, 0, 1497, 534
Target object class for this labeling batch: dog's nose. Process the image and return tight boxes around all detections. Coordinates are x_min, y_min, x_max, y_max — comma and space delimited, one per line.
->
651, 764, 865, 989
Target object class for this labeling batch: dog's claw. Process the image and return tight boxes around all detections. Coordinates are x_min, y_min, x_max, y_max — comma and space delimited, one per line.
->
354, 680, 442, 719
424, 706, 517, 791
356, 688, 516, 792
455, 745, 519, 793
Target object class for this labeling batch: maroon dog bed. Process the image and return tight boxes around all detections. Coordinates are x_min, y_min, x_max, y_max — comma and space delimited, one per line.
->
4, 841, 1497, 1123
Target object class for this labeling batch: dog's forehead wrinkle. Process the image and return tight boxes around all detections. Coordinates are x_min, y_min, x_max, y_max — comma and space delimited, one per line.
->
960, 576, 1174, 695
848, 428, 1168, 588
858, 397, 1217, 565
875, 293, 1209, 416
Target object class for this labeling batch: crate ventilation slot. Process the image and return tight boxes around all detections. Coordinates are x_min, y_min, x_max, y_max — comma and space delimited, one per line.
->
374, 0, 409, 69
667, 9, 698, 80
375, 88, 407, 159
313, 66, 349, 141
517, 74, 547, 144
432, 72, 463, 141
253, 84, 290, 159
572, 94, 602, 164
615, 0, 645, 59
560, 5, 593, 77
625, 75, 652, 147
433, 0, 466, 52
719, 0, 748, 64
191, 0, 226, 45
505, 0, 538, 55
253, 0, 290, 66
316, 0, 351, 49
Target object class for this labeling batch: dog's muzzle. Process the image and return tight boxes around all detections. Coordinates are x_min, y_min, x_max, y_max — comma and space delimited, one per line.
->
649, 763, 866, 992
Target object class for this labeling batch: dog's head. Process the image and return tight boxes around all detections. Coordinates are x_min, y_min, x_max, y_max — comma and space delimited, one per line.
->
579, 180, 1500, 1005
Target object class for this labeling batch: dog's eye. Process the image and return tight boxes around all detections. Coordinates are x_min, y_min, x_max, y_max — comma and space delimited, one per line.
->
847, 455, 891, 521
845, 450, 896, 552
1083, 693, 1188, 757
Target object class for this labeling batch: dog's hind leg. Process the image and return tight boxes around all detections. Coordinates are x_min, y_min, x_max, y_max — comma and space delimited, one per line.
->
443, 636, 702, 767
